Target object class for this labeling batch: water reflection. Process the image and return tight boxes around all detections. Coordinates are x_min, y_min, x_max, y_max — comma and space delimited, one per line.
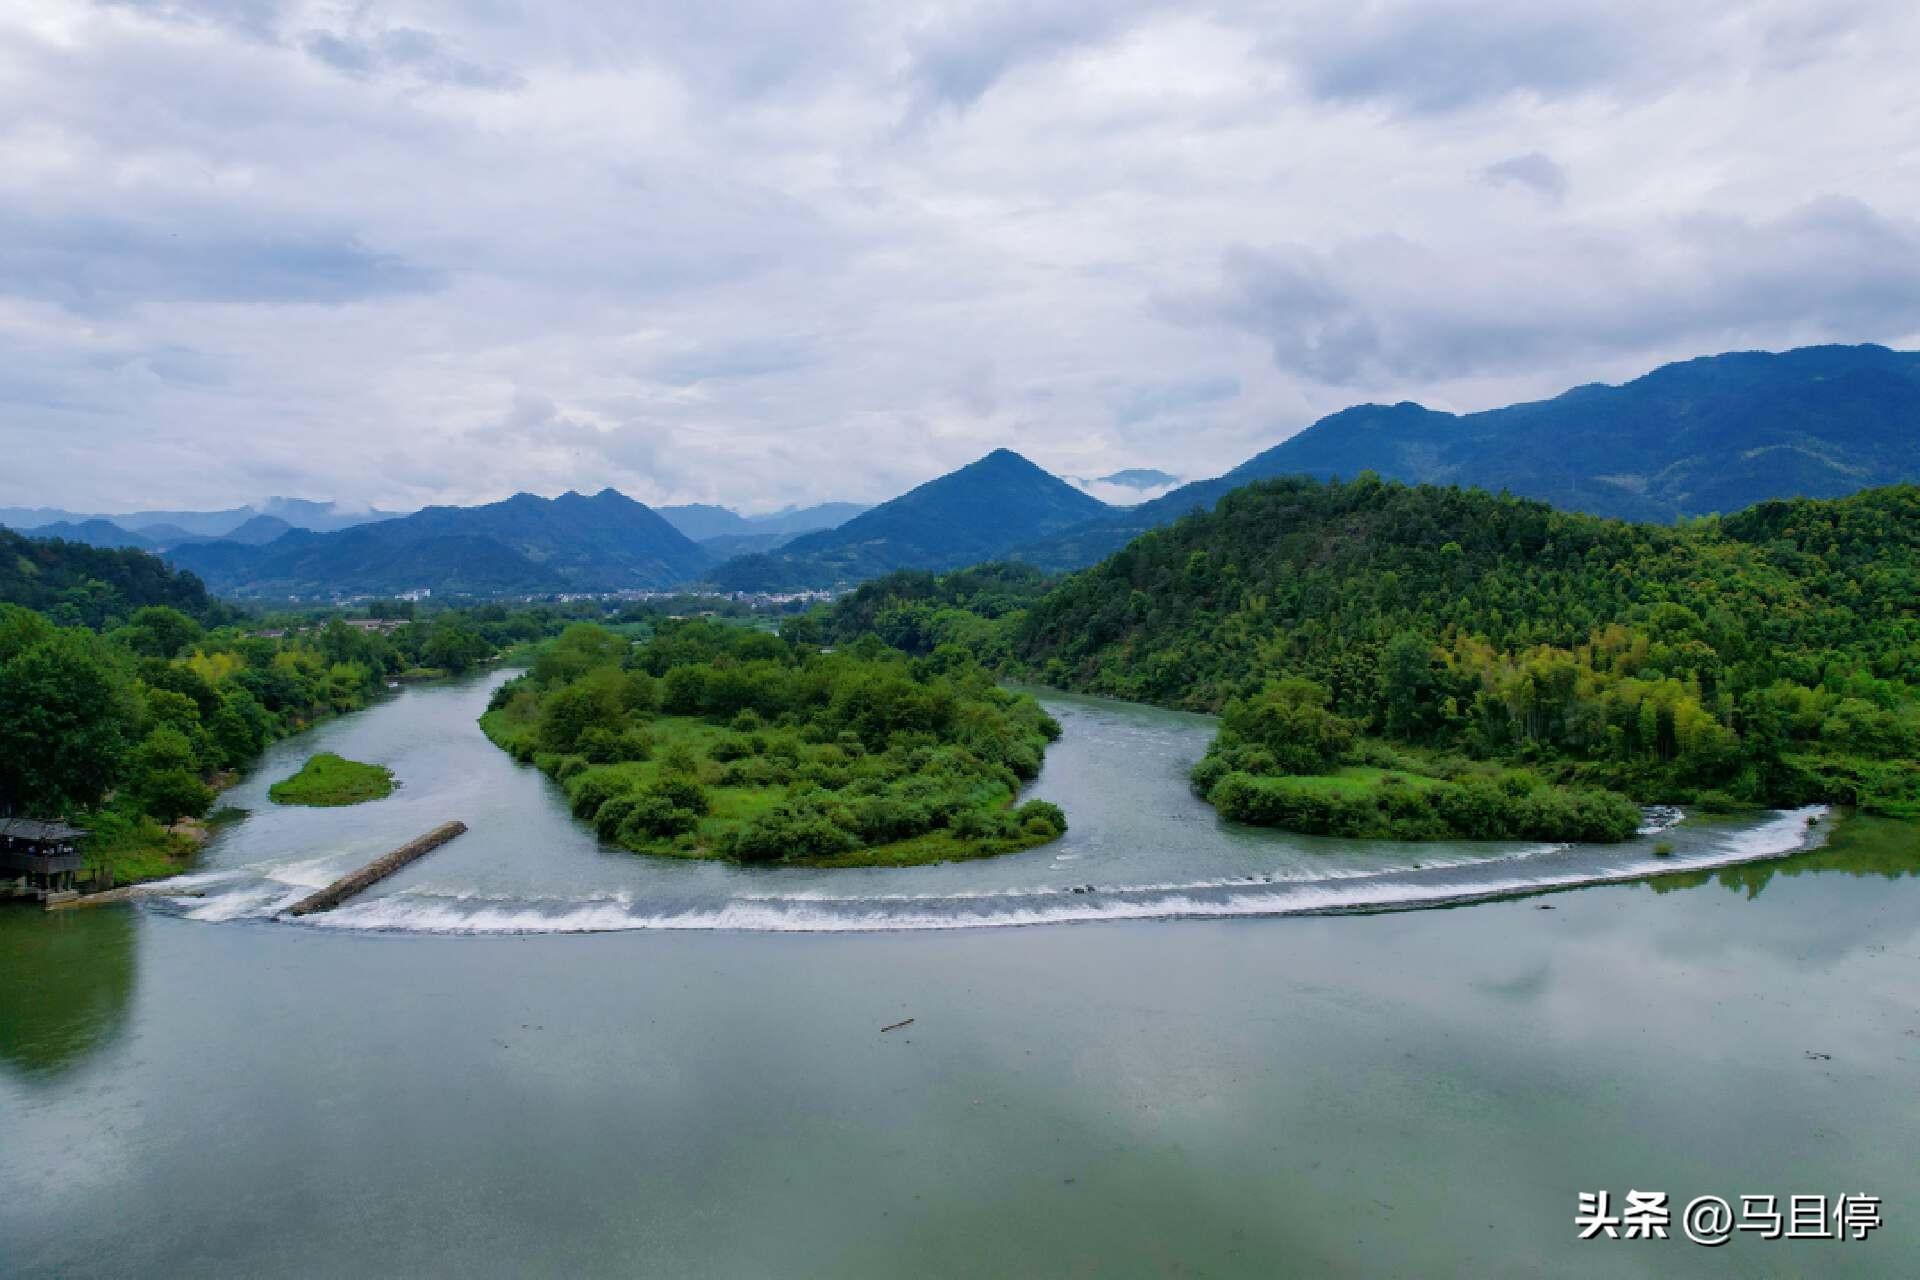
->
0, 904, 137, 1081
1648, 813, 1920, 899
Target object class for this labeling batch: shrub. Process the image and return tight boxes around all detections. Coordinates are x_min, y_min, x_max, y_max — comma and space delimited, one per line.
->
1012, 799, 1067, 838
139, 767, 215, 824
650, 773, 710, 817
619, 790, 702, 841
568, 771, 632, 823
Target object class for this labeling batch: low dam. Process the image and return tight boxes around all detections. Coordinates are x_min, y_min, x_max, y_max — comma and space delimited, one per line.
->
283, 820, 469, 917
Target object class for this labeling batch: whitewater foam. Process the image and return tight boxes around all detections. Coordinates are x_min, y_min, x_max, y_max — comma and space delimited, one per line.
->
144, 805, 1831, 937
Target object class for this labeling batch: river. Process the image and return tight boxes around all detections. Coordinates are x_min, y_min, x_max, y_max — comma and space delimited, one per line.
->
2, 672, 1916, 1275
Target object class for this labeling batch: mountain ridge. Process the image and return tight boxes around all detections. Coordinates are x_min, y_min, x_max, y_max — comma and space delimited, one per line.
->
167, 488, 706, 599
1008, 343, 1920, 571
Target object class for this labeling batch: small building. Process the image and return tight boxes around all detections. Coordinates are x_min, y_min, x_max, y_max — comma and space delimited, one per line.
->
1, 818, 88, 899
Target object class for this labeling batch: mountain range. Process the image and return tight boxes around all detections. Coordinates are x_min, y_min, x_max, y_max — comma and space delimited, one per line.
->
657, 501, 871, 560
167, 489, 708, 599
0, 496, 397, 543
12, 344, 1920, 600
1008, 343, 1920, 571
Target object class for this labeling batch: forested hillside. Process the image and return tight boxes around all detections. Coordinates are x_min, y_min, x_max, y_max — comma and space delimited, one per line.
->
1014, 476, 1920, 815
2, 527, 228, 627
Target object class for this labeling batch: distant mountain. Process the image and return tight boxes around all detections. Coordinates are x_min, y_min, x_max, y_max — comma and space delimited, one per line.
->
749, 502, 869, 537
657, 503, 751, 540
168, 489, 706, 599
20, 519, 158, 551
1010, 344, 1920, 571
1231, 344, 1920, 522
710, 450, 1110, 590
1097, 469, 1179, 490
658, 500, 868, 543
2, 526, 225, 626
221, 514, 297, 545
256, 497, 401, 533
1, 497, 399, 541
694, 532, 789, 560
130, 522, 199, 545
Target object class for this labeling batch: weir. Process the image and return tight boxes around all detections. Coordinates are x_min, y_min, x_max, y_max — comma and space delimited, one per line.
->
284, 821, 469, 917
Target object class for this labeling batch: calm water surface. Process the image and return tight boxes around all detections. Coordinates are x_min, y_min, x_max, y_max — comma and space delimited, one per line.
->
2, 673, 1916, 1276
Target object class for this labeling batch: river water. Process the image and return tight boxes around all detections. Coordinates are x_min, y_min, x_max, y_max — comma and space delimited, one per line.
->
2, 673, 1916, 1275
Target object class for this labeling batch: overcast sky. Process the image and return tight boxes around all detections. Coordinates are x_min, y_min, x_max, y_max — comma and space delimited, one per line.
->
3, 1, 1918, 514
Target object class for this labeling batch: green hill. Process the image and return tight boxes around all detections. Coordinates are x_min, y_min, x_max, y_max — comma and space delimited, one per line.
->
1013, 475, 1920, 814
2, 526, 225, 627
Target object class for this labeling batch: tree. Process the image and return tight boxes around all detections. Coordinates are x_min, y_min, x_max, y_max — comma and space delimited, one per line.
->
124, 606, 204, 659
1221, 679, 1357, 775
1378, 631, 1434, 738
0, 629, 137, 813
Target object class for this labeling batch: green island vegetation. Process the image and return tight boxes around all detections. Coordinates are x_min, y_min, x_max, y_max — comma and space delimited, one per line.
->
480, 618, 1067, 866
812, 478, 1920, 843
268, 753, 395, 806
0, 533, 646, 888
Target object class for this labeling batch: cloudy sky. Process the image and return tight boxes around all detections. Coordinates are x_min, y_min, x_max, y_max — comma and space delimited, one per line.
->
3, 0, 1918, 514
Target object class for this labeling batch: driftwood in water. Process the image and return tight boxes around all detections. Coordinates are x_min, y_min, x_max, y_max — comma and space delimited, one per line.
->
285, 821, 468, 917
880, 1018, 915, 1033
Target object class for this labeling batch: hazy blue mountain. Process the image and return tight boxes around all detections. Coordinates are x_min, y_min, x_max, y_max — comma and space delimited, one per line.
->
130, 522, 199, 545
1097, 468, 1179, 490
222, 514, 297, 545
695, 532, 789, 560
711, 450, 1110, 590
659, 500, 868, 543
168, 489, 706, 599
20, 519, 158, 551
657, 503, 751, 540
256, 497, 400, 532
749, 501, 869, 537
2, 497, 399, 540
1011, 344, 1920, 571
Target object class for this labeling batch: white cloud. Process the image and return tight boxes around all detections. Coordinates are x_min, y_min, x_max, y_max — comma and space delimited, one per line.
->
0, 0, 1915, 512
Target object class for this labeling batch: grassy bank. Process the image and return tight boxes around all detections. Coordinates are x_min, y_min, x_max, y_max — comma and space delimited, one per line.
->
269, 753, 395, 806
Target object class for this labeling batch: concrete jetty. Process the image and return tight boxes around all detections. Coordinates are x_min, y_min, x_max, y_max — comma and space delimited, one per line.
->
284, 821, 468, 917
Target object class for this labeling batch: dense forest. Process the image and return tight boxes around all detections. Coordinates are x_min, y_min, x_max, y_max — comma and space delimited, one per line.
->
2, 526, 230, 627
1011, 476, 1920, 822
481, 619, 1067, 866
